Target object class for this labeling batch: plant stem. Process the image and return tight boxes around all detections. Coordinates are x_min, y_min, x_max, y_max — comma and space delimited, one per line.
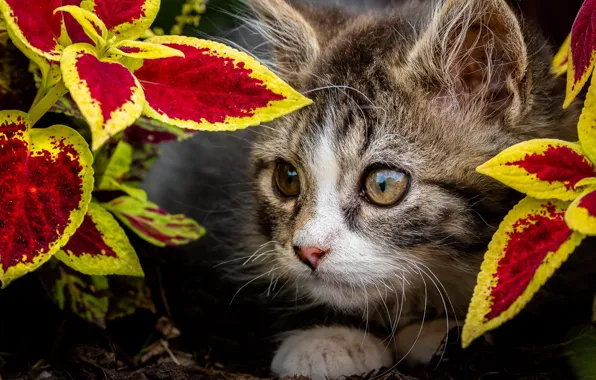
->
29, 81, 69, 126
30, 87, 47, 110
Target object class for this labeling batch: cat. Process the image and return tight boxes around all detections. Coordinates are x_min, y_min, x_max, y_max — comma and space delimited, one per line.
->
236, 0, 581, 378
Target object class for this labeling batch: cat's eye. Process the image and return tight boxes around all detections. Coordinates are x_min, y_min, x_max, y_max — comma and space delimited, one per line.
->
274, 160, 300, 197
362, 168, 409, 206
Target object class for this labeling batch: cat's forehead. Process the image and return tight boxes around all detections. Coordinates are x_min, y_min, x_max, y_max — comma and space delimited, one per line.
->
302, 14, 418, 89
260, 89, 423, 172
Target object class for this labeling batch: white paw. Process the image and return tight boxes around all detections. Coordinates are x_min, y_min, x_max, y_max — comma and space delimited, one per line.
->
271, 326, 393, 380
395, 318, 456, 367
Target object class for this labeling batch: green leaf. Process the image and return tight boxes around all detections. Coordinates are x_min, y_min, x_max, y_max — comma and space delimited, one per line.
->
566, 329, 596, 380
53, 265, 110, 328
95, 138, 148, 201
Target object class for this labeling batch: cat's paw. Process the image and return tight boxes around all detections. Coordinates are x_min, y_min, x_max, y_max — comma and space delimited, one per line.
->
395, 318, 456, 367
271, 326, 393, 380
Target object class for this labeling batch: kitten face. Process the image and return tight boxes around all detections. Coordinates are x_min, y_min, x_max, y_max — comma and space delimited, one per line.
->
246, 0, 579, 313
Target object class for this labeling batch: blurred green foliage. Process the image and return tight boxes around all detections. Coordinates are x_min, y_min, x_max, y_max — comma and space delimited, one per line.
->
566, 327, 596, 380
154, 0, 245, 37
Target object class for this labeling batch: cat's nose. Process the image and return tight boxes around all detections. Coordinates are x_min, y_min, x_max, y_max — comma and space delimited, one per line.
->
293, 246, 328, 270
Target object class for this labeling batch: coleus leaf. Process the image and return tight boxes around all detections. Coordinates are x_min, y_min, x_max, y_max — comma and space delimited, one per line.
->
95, 138, 147, 200
462, 197, 585, 348
476, 139, 596, 201
566, 187, 596, 236
102, 196, 205, 247
0, 111, 93, 287
0, 0, 160, 60
111, 40, 184, 60
55, 202, 144, 276
55, 5, 107, 48
0, 0, 80, 60
133, 36, 312, 131
552, 33, 570, 77
53, 264, 110, 328
565, 0, 596, 107
578, 73, 596, 165
49, 97, 196, 144
83, 0, 160, 43
107, 276, 155, 321
61, 43, 144, 151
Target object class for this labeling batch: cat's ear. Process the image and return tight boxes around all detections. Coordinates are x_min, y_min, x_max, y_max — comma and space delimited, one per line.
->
409, 0, 528, 117
248, 0, 320, 83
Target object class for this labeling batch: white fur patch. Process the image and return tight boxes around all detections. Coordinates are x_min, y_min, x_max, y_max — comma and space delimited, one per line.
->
294, 135, 342, 249
291, 129, 404, 310
271, 326, 393, 380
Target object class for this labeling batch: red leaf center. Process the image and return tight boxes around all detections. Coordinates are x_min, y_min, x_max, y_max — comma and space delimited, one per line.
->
91, 0, 146, 34
571, 0, 596, 84
485, 204, 572, 320
506, 145, 595, 189
62, 215, 118, 258
579, 190, 596, 217
75, 53, 137, 125
135, 44, 285, 124
5, 0, 83, 55
0, 118, 83, 271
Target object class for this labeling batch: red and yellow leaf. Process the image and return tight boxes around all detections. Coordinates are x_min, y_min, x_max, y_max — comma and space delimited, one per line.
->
133, 36, 312, 131
111, 40, 184, 60
102, 196, 205, 247
552, 33, 570, 77
61, 44, 145, 151
578, 74, 596, 165
55, 202, 144, 276
82, 0, 160, 42
55, 5, 107, 48
476, 139, 596, 201
0, 111, 94, 287
566, 187, 596, 236
462, 197, 585, 348
0, 0, 80, 60
565, 0, 596, 108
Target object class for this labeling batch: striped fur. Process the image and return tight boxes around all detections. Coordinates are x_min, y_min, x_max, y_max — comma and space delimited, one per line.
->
237, 0, 581, 376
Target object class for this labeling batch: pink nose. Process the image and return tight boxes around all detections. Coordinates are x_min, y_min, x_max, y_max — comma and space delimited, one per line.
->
294, 246, 328, 270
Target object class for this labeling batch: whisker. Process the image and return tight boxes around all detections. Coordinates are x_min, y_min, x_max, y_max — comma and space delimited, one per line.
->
394, 264, 428, 367
230, 265, 279, 305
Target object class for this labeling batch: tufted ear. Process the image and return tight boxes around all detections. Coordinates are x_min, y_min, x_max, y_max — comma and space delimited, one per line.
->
248, 0, 321, 83
409, 0, 529, 117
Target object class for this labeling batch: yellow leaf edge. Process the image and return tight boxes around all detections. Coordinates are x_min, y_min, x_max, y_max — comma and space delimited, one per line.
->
55, 202, 144, 277
0, 112, 94, 287
462, 197, 585, 348
140, 35, 313, 132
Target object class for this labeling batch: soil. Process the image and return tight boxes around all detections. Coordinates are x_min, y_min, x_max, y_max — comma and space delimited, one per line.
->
0, 233, 592, 380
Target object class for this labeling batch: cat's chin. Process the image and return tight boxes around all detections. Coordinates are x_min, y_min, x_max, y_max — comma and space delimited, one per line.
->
300, 275, 392, 312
